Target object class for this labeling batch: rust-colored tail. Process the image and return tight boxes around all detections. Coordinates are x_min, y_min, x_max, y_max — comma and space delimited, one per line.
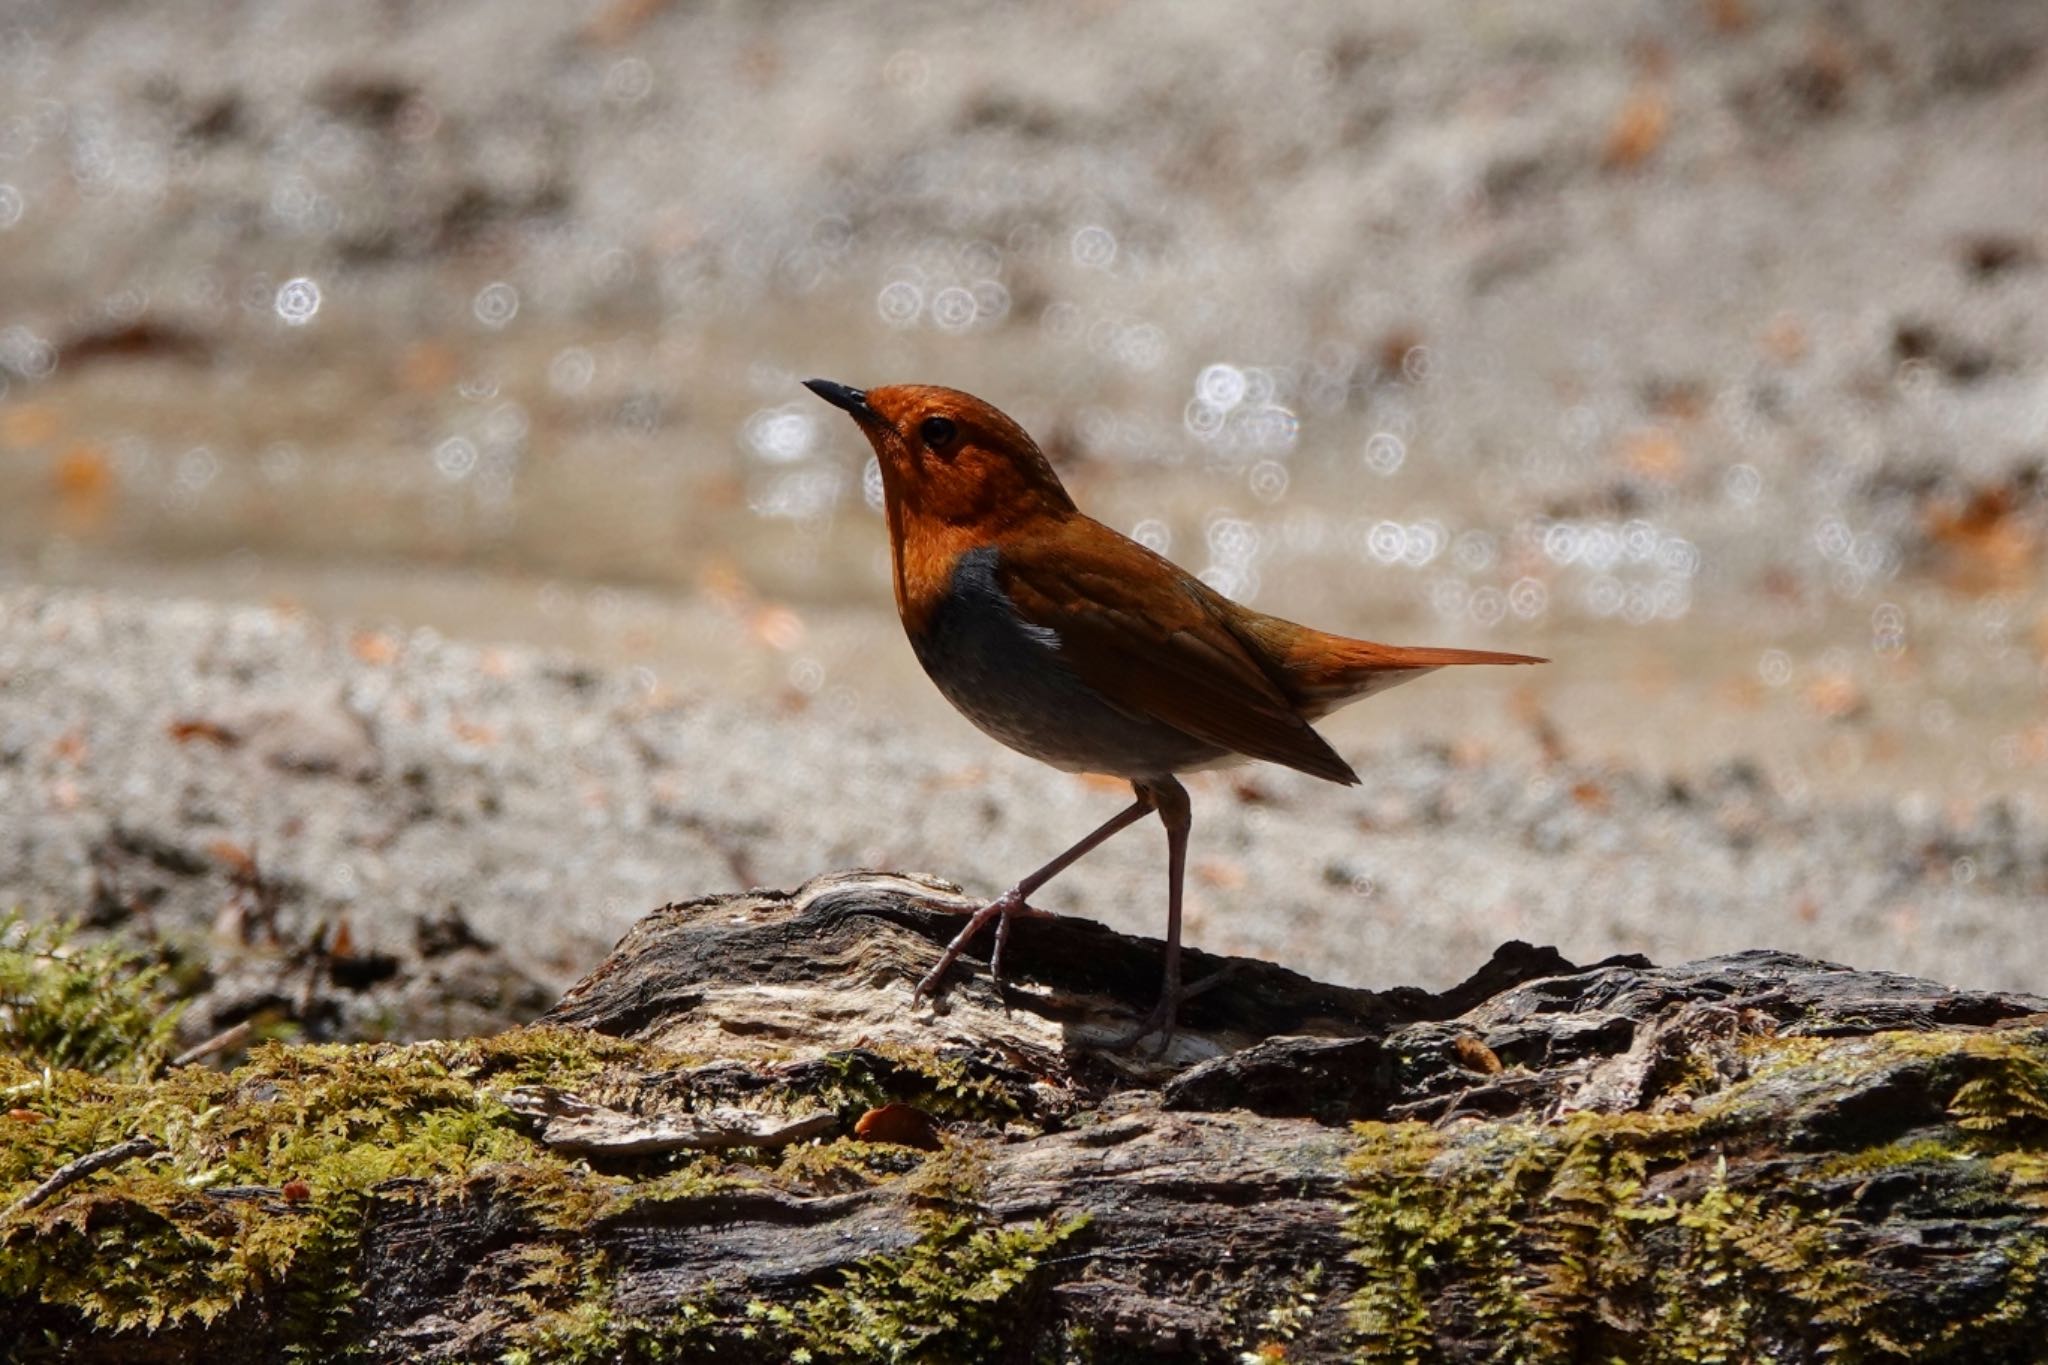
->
1328, 641, 1549, 672
1239, 617, 1546, 719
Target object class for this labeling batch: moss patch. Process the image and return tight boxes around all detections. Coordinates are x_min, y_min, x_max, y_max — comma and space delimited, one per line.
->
0, 1027, 724, 1351
1, 1018, 1083, 1361
1345, 1025, 2048, 1364
770, 1209, 1088, 1363
798, 1044, 1031, 1126
482, 1134, 1080, 1365
0, 912, 187, 1079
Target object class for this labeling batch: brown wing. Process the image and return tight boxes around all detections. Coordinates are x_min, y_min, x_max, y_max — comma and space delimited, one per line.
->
993, 518, 1359, 785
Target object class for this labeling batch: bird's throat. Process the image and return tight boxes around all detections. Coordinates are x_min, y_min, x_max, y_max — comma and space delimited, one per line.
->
887, 499, 1064, 639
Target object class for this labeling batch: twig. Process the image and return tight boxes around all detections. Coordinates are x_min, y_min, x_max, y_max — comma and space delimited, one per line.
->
6, 1136, 161, 1217
170, 1020, 254, 1069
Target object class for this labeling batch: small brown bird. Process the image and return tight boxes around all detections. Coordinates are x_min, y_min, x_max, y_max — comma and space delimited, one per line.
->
805, 380, 1544, 1045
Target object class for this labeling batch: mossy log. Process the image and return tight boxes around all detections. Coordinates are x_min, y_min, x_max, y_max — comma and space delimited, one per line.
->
5, 871, 2048, 1362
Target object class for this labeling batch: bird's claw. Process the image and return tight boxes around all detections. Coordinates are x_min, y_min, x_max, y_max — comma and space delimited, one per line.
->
1103, 998, 1179, 1056
1101, 962, 1237, 1054
910, 890, 1048, 1008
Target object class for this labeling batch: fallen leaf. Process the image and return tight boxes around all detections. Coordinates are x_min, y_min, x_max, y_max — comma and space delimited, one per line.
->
1603, 86, 1670, 169
923, 766, 988, 791
1231, 777, 1274, 805
168, 718, 241, 747
853, 1103, 942, 1151
350, 631, 400, 666
450, 716, 500, 747
1376, 326, 1426, 379
58, 320, 209, 367
1704, 0, 1750, 33
697, 560, 750, 607
1619, 426, 1686, 481
752, 606, 805, 651
1804, 673, 1867, 721
207, 840, 256, 877
1452, 1035, 1504, 1075
1923, 485, 2039, 595
52, 443, 114, 498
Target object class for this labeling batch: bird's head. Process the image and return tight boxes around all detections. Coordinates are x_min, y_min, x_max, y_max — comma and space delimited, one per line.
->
804, 380, 1075, 528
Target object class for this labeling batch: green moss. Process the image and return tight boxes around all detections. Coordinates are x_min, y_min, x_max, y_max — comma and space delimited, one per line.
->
1953, 1235, 2048, 1346
1233, 1263, 1326, 1362
0, 1013, 1086, 1361
0, 1026, 734, 1352
773, 1138, 925, 1194
3, 1042, 522, 1342
1648, 1159, 1896, 1363
497, 1250, 726, 1365
804, 1045, 1027, 1126
1808, 1137, 1962, 1181
1345, 1026, 2048, 1364
477, 1133, 1080, 1364
776, 1210, 1089, 1363
1940, 1037, 2048, 1139
0, 912, 186, 1079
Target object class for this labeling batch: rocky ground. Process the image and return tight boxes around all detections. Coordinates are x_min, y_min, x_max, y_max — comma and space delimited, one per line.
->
2, 586, 2042, 1048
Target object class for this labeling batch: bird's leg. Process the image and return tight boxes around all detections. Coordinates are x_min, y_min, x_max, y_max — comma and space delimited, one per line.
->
1106, 776, 1217, 1053
913, 792, 1156, 1007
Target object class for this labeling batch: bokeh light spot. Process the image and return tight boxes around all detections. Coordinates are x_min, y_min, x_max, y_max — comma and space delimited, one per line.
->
472, 282, 519, 329
273, 277, 322, 327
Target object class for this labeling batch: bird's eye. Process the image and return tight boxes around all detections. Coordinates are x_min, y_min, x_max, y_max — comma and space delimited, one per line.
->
919, 416, 958, 448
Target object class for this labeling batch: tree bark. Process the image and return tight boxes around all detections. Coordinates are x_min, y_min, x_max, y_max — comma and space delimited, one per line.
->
4, 870, 2047, 1363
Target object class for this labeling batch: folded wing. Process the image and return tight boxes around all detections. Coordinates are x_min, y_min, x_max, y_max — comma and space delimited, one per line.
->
993, 519, 1362, 785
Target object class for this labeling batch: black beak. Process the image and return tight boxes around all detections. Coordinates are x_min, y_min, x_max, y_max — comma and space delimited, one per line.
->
803, 378, 873, 419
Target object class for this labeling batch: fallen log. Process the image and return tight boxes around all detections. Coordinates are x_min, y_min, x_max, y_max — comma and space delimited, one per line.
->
3, 870, 2046, 1362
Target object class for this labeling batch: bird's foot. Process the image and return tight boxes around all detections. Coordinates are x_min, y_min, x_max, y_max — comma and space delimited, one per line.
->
910, 890, 1052, 1008
1101, 963, 1236, 1054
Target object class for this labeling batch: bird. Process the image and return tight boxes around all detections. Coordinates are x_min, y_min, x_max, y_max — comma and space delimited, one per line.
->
804, 379, 1545, 1047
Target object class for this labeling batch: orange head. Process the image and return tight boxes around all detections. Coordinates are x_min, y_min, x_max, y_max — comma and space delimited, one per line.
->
804, 381, 1075, 530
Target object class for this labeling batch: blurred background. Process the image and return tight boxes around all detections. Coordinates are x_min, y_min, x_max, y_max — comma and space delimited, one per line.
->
2, 0, 2045, 1041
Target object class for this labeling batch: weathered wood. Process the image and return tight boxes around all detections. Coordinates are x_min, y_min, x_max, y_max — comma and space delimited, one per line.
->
5, 870, 2048, 1363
